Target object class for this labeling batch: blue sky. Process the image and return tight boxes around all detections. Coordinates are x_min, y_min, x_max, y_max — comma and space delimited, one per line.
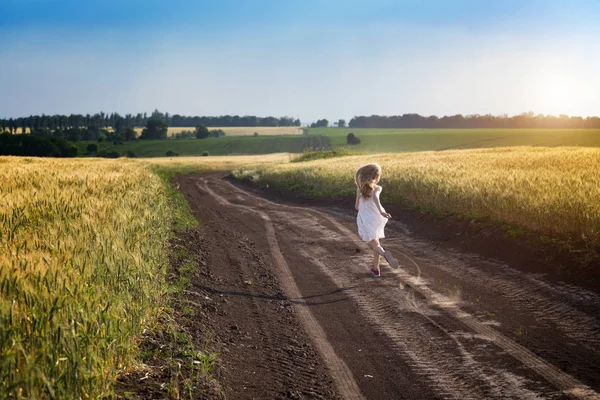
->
1, 0, 599, 122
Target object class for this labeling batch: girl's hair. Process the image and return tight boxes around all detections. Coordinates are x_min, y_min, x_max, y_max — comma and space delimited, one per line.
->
355, 163, 382, 198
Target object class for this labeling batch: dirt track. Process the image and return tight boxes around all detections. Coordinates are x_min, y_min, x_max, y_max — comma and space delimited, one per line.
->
176, 172, 600, 400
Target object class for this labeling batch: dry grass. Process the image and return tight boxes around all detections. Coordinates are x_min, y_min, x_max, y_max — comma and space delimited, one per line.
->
234, 147, 600, 246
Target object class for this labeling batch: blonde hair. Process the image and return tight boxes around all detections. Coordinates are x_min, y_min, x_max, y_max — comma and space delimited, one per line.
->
355, 163, 382, 198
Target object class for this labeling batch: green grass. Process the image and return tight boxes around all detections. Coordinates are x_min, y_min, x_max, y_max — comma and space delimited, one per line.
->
152, 167, 199, 231
123, 164, 221, 398
77, 135, 329, 157
309, 128, 600, 153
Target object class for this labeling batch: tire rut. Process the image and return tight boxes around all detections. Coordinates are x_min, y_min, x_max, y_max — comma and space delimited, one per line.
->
181, 178, 339, 399
197, 179, 365, 400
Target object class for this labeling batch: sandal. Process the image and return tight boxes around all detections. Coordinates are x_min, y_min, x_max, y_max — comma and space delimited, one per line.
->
369, 266, 381, 277
384, 251, 399, 269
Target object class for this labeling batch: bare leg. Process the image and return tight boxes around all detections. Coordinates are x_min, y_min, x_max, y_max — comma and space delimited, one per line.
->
369, 239, 386, 256
373, 250, 381, 270
369, 238, 399, 268
369, 239, 384, 273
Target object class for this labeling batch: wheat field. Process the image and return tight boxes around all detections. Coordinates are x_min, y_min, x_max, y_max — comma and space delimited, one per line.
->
0, 153, 297, 397
0, 157, 171, 398
2, 147, 599, 396
234, 147, 600, 245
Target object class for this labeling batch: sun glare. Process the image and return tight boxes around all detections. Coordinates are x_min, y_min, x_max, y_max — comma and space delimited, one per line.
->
535, 71, 584, 115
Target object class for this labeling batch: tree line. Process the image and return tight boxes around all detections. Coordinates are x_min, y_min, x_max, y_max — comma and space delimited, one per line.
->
3, 110, 600, 136
0, 109, 301, 135
0, 133, 78, 157
348, 113, 600, 129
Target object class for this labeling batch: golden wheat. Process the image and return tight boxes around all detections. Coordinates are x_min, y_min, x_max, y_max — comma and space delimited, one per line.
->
0, 157, 170, 398
235, 147, 600, 245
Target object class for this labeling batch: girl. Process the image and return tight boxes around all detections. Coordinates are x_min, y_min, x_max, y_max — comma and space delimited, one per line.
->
355, 163, 399, 276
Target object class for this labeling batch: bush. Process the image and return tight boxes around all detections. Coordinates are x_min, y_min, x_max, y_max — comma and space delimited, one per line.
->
253, 132, 259, 137
106, 151, 120, 158
201, 151, 209, 156
346, 133, 361, 145
0, 134, 78, 157
195, 125, 210, 139
125, 150, 137, 158
87, 143, 98, 153
209, 129, 226, 138
174, 130, 196, 139
166, 150, 179, 157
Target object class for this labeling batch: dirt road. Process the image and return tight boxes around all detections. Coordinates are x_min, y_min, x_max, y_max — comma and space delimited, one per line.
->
176, 172, 600, 400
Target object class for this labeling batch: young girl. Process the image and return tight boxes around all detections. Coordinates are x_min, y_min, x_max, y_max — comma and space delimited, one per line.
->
355, 163, 399, 276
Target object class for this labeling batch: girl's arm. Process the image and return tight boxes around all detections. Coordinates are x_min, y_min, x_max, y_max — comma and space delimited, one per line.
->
373, 191, 392, 219
355, 188, 360, 211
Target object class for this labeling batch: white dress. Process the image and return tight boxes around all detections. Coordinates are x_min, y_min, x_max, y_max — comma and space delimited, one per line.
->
357, 185, 388, 242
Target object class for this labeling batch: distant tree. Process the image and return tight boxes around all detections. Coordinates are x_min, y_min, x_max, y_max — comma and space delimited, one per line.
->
346, 133, 361, 145
140, 119, 168, 140
253, 132, 259, 137
123, 127, 137, 141
201, 151, 209, 156
310, 119, 329, 128
209, 129, 226, 138
150, 109, 165, 122
338, 119, 346, 128
195, 125, 210, 139
165, 150, 179, 157
125, 150, 137, 158
86, 143, 98, 153
0, 134, 78, 157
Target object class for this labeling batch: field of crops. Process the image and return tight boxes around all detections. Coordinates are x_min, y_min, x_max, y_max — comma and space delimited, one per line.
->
0, 158, 173, 398
77, 135, 329, 157
309, 128, 600, 153
85, 128, 600, 157
0, 154, 300, 397
234, 146, 600, 246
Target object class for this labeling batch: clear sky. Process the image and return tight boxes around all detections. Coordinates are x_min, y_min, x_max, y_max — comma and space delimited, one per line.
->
1, 0, 599, 123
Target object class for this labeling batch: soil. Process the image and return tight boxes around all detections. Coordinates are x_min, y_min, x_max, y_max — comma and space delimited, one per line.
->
122, 171, 600, 399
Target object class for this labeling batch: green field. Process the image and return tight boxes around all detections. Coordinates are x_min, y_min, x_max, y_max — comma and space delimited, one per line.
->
74, 128, 600, 157
77, 135, 329, 157
309, 128, 600, 153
